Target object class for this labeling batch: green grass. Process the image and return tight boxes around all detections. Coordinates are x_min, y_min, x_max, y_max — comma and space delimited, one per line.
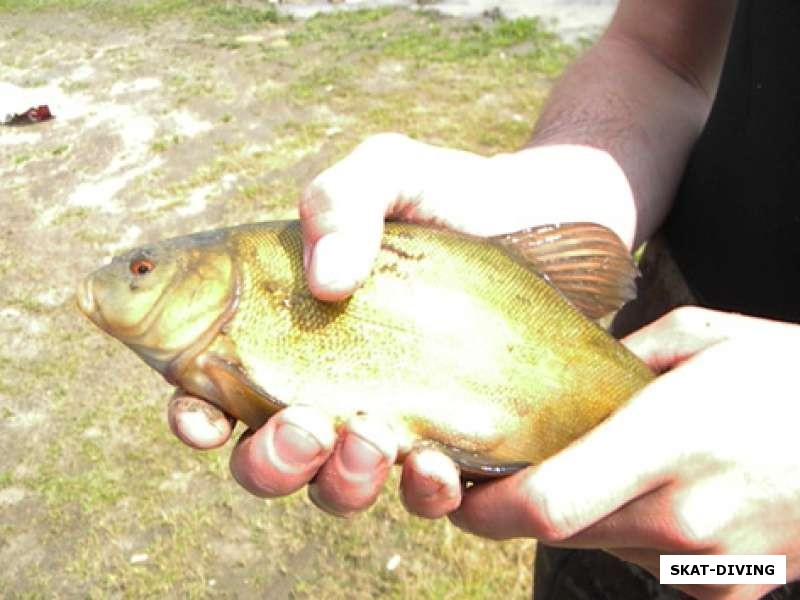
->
0, 2, 577, 597
0, 0, 285, 29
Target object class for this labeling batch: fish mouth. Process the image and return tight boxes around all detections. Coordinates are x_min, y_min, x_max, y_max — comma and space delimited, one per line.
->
76, 277, 106, 329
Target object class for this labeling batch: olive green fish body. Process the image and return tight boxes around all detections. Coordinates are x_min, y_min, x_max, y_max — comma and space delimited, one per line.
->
79, 220, 654, 475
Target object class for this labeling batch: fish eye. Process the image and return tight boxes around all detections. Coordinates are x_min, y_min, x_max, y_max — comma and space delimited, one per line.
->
130, 258, 156, 276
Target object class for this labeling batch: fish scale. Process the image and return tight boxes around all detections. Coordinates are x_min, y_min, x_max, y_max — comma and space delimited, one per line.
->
78, 220, 655, 477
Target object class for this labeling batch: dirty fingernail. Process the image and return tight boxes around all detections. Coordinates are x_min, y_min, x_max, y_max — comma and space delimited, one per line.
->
168, 394, 232, 450
178, 411, 229, 449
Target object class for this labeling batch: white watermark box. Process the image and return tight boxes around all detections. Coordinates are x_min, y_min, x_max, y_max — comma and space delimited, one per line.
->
660, 555, 786, 585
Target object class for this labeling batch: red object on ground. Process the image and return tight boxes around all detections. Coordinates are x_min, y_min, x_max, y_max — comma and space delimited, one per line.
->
3, 105, 54, 126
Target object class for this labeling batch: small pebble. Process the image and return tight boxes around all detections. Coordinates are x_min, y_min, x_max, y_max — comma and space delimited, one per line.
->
386, 554, 402, 571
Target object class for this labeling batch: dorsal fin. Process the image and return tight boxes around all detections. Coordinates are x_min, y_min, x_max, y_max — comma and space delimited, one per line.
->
491, 222, 639, 320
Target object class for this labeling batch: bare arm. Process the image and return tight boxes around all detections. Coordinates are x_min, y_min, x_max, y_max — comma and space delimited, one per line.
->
519, 0, 736, 247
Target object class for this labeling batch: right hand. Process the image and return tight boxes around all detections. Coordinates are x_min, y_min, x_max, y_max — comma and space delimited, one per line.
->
168, 132, 636, 518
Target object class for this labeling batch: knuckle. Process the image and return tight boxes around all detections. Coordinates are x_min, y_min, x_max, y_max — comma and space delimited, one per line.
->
668, 499, 719, 550
520, 477, 574, 542
299, 178, 333, 217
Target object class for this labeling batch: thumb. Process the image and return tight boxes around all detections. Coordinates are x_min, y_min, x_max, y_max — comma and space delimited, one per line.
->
451, 365, 685, 541
299, 133, 418, 302
620, 306, 789, 372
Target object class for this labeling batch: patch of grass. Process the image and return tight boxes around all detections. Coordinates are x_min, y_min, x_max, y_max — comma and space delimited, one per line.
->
273, 9, 571, 156
34, 462, 127, 515
74, 229, 117, 244
150, 134, 182, 153
51, 143, 70, 156
287, 6, 391, 44
6, 297, 48, 314
202, 3, 282, 29
0, 0, 286, 30
0, 0, 94, 9
287, 9, 572, 73
50, 206, 90, 226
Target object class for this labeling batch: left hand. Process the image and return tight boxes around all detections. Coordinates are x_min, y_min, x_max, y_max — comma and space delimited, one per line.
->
450, 306, 800, 600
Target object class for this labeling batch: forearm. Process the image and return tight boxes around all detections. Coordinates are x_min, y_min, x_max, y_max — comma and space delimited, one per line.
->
508, 1, 735, 248
519, 39, 712, 248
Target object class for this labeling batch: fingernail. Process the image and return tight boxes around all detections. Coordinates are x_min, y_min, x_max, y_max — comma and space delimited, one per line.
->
411, 450, 460, 499
338, 416, 397, 480
177, 411, 227, 448
340, 434, 385, 475
273, 423, 322, 464
265, 406, 335, 474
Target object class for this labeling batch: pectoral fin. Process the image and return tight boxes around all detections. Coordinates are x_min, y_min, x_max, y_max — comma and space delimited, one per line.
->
492, 222, 639, 320
200, 354, 285, 430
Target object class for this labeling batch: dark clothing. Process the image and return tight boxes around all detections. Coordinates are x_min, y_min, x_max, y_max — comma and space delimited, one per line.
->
535, 0, 800, 597
533, 547, 800, 600
665, 0, 800, 322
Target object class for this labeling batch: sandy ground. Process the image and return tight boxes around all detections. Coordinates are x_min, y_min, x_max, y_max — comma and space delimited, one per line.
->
0, 3, 594, 597
279, 0, 617, 41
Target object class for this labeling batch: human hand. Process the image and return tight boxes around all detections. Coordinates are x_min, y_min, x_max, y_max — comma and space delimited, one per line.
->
168, 132, 636, 517
449, 306, 800, 600
167, 133, 524, 514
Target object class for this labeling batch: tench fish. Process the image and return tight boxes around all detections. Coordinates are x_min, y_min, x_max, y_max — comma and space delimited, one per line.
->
77, 220, 654, 477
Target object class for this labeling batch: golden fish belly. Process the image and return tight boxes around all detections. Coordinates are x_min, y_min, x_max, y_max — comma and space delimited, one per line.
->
199, 221, 653, 470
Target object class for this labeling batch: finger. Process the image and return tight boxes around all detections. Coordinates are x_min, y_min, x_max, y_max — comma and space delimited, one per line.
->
622, 306, 800, 372
168, 391, 234, 450
299, 134, 412, 301
230, 405, 336, 498
308, 415, 398, 517
451, 372, 688, 541
304, 228, 383, 302
399, 449, 462, 519
448, 468, 543, 540
546, 484, 712, 552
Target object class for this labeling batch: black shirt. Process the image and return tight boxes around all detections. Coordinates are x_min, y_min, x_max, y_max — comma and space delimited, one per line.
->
666, 0, 800, 323
535, 2, 800, 598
